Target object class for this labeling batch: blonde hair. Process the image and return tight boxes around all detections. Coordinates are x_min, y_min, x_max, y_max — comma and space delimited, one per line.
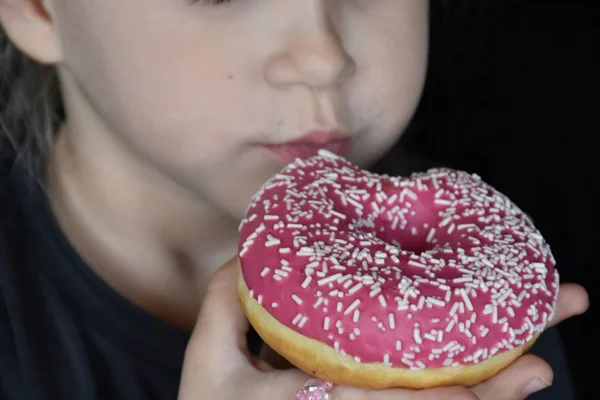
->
0, 28, 63, 170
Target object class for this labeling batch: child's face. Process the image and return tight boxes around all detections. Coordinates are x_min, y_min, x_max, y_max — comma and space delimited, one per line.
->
53, 1, 429, 218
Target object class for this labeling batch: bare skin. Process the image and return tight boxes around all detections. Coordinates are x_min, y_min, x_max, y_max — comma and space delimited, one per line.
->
0, 1, 589, 399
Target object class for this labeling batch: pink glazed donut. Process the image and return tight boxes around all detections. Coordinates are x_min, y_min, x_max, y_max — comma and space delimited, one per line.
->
237, 150, 559, 389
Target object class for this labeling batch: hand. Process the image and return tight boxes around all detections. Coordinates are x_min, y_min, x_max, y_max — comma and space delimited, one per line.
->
469, 282, 589, 399
261, 282, 589, 400
178, 257, 480, 400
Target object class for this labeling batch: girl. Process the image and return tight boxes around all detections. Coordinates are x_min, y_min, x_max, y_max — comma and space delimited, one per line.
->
0, 1, 588, 399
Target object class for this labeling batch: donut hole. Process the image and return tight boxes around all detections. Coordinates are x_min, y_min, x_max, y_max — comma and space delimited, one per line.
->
377, 228, 437, 254
358, 201, 441, 255
352, 219, 438, 255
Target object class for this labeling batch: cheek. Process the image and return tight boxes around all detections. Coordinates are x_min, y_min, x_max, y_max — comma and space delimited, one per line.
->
350, 23, 428, 142
57, 3, 252, 166
342, 5, 428, 166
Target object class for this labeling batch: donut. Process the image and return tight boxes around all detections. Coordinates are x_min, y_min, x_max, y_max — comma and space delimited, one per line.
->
237, 149, 559, 389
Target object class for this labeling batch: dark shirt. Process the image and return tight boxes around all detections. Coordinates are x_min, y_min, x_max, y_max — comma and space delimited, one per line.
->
0, 153, 576, 399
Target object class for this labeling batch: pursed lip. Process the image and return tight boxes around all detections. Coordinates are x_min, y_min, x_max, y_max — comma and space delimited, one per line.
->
260, 130, 353, 162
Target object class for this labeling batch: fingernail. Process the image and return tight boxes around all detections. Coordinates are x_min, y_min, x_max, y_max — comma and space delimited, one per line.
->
523, 377, 552, 396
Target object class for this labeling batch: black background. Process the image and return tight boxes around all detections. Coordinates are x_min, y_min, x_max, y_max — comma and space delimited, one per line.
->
386, 2, 597, 398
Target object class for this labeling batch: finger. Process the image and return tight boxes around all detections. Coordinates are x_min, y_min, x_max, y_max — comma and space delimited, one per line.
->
263, 369, 478, 400
340, 385, 478, 400
271, 370, 479, 400
409, 387, 479, 400
188, 256, 250, 370
547, 283, 589, 328
471, 354, 552, 400
256, 368, 313, 399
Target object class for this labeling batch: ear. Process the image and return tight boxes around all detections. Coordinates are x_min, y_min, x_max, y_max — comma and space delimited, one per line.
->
0, 0, 61, 64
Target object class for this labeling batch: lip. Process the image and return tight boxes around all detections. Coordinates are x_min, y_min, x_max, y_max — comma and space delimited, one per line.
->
261, 130, 353, 162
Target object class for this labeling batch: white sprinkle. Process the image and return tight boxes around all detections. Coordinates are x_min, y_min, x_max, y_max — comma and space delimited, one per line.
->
497, 288, 513, 304
313, 297, 324, 309
460, 289, 474, 311
443, 341, 457, 352
426, 228, 436, 243
330, 210, 347, 220
324, 317, 330, 331
450, 302, 460, 316
427, 297, 446, 307
317, 273, 343, 286
299, 316, 308, 328
388, 313, 396, 329
401, 358, 414, 367
434, 199, 452, 205
492, 305, 498, 323
291, 294, 303, 305
458, 223, 476, 231
348, 282, 363, 295
413, 327, 423, 344
301, 276, 312, 288
344, 299, 361, 315
319, 149, 339, 159
292, 313, 302, 325
453, 276, 473, 283
274, 269, 289, 277
408, 260, 428, 269
260, 267, 270, 277
265, 239, 281, 247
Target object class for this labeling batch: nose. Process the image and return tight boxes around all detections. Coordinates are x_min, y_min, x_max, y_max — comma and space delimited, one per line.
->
265, 10, 355, 90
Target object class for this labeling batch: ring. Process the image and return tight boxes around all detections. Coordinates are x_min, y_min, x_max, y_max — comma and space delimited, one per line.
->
295, 379, 335, 400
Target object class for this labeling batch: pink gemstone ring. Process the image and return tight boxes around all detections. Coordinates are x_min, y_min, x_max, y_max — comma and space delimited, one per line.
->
296, 379, 335, 400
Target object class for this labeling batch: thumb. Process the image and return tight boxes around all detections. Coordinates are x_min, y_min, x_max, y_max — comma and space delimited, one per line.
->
470, 354, 553, 400
187, 257, 251, 372
546, 283, 589, 328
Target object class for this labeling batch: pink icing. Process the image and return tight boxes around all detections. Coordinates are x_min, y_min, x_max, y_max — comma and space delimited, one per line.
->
238, 150, 559, 369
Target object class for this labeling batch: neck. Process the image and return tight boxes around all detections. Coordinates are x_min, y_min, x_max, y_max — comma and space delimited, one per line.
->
47, 123, 239, 331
